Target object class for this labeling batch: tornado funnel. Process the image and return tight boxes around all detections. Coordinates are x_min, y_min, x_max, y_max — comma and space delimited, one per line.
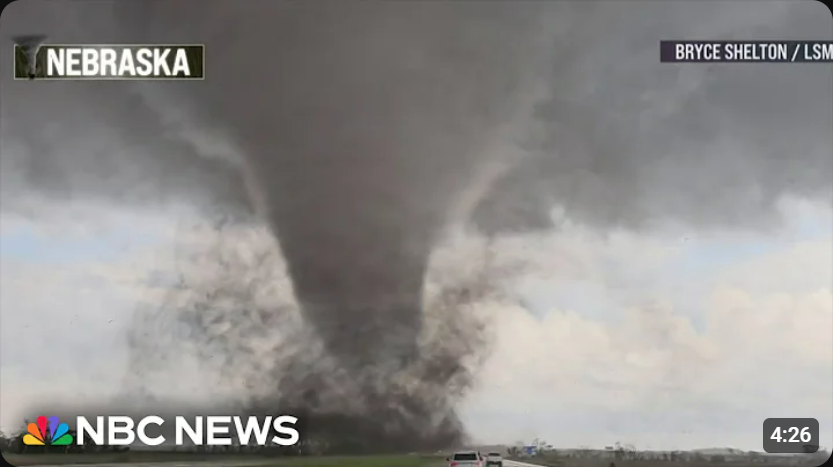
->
116, 2, 552, 375
12, 34, 47, 78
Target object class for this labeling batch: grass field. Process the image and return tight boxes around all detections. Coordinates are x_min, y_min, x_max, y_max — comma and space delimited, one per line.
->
1, 452, 446, 467
507, 456, 822, 467
4, 453, 826, 467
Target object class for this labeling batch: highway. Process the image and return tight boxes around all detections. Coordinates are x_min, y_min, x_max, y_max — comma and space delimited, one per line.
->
504, 460, 546, 467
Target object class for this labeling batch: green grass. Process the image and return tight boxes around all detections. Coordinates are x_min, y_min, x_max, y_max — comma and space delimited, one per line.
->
262, 455, 444, 466
1, 452, 446, 467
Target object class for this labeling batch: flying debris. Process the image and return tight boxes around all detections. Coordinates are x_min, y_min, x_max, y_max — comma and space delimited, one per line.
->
1, 0, 830, 454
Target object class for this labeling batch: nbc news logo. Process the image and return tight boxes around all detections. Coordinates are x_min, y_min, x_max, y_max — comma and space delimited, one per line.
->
23, 416, 74, 446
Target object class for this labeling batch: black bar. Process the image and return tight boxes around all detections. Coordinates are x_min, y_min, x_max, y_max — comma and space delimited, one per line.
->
660, 40, 833, 63
762, 418, 820, 454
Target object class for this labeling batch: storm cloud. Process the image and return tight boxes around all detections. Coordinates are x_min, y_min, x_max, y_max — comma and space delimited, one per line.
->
1, 0, 830, 451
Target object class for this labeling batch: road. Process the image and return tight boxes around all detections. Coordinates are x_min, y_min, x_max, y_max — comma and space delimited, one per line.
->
504, 460, 546, 467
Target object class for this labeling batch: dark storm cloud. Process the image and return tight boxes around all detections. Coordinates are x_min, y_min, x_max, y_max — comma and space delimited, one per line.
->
1, 0, 552, 449
1, 0, 830, 452
2, 1, 830, 229
473, 1, 832, 233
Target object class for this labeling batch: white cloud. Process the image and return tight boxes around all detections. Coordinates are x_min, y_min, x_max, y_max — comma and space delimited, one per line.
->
1, 207, 830, 452
463, 225, 832, 451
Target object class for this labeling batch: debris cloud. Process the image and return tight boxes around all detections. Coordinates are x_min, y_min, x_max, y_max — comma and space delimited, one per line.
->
1, 0, 830, 452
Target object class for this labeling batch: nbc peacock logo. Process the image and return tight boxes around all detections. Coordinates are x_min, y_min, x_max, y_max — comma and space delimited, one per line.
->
23, 416, 74, 446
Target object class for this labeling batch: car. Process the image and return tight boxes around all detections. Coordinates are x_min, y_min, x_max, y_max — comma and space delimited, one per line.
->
447, 450, 485, 467
486, 452, 503, 467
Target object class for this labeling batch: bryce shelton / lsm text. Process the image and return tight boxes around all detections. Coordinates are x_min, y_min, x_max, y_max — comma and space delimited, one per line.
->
14, 44, 205, 80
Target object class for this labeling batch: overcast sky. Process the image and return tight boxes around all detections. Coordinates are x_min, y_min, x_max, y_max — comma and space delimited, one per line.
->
1, 0, 832, 454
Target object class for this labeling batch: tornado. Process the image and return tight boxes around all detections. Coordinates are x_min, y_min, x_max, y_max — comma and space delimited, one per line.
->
2, 0, 830, 453
112, 1, 554, 374
2, 0, 555, 449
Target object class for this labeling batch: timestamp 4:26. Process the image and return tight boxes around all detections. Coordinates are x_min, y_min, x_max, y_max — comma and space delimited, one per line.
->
762, 418, 819, 454
770, 426, 812, 444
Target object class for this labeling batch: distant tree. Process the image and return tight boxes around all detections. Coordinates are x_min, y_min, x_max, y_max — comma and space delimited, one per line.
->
622, 443, 637, 461
612, 442, 625, 461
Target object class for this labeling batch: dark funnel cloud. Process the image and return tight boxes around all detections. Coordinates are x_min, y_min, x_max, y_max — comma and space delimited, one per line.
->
2, 0, 551, 450
2, 0, 831, 452
107, 0, 551, 375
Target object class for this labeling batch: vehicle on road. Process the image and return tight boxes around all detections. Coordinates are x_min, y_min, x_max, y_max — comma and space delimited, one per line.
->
448, 450, 485, 467
486, 452, 503, 467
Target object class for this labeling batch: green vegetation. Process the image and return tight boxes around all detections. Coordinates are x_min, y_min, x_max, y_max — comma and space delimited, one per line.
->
261, 455, 444, 467
1, 452, 445, 467
0, 425, 448, 466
